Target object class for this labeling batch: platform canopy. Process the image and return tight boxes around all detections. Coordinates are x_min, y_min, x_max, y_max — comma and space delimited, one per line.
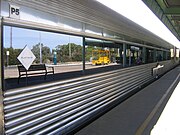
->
143, 0, 180, 41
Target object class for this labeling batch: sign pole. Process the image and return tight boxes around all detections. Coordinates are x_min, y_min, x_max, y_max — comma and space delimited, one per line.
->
6, 51, 9, 67
26, 72, 28, 86
39, 32, 42, 64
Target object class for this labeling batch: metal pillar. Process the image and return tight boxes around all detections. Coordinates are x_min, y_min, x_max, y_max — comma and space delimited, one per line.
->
0, 18, 5, 134
123, 43, 126, 67
161, 50, 164, 61
129, 49, 131, 66
153, 49, 157, 62
142, 47, 146, 64
82, 37, 85, 74
165, 51, 168, 60
39, 33, 42, 64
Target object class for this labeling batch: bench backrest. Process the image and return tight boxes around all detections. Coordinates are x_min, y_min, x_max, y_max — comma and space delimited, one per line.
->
18, 64, 46, 72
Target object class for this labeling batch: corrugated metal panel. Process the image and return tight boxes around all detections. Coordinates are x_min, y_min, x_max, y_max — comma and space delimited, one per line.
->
3, 61, 177, 135
5, 0, 173, 49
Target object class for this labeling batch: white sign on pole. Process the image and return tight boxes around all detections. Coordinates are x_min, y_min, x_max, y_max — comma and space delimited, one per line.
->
6, 51, 9, 56
17, 46, 36, 70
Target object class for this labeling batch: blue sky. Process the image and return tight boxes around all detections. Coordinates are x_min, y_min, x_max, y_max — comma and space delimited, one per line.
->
4, 26, 83, 50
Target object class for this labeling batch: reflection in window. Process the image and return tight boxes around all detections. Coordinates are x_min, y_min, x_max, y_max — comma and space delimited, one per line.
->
163, 51, 166, 60
85, 24, 102, 36
85, 38, 123, 70
63, 17, 83, 32
146, 48, 154, 63
55, 35, 83, 64
156, 50, 163, 62
167, 51, 171, 60
3, 26, 82, 89
4, 26, 39, 79
129, 46, 143, 65
103, 29, 114, 38
114, 33, 124, 40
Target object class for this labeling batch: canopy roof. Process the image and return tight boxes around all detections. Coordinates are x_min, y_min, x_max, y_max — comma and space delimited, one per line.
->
143, 0, 180, 41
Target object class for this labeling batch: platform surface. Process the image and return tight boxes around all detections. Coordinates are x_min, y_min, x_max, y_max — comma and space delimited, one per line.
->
151, 77, 180, 135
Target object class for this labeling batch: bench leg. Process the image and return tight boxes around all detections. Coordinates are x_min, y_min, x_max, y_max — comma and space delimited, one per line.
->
44, 73, 47, 80
18, 76, 20, 84
26, 73, 28, 85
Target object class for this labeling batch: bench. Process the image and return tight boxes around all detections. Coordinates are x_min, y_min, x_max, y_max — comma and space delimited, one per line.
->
18, 64, 54, 83
152, 63, 164, 78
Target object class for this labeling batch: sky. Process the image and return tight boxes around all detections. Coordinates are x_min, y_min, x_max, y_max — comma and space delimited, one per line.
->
4, 26, 83, 50
96, 0, 180, 48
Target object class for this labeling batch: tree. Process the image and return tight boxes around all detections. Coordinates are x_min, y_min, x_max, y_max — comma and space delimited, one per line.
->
55, 43, 83, 62
71, 43, 82, 61
31, 43, 51, 63
85, 46, 94, 62
3, 47, 21, 66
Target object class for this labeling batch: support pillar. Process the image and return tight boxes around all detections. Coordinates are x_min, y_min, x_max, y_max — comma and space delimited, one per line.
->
128, 49, 131, 66
165, 51, 168, 60
161, 51, 164, 61
153, 49, 157, 62
142, 47, 146, 64
0, 18, 4, 134
123, 43, 126, 67
82, 37, 85, 74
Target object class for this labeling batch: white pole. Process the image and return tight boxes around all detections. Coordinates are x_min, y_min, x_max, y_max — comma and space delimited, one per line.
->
10, 27, 12, 48
6, 51, 9, 67
39, 32, 42, 64
69, 36, 71, 58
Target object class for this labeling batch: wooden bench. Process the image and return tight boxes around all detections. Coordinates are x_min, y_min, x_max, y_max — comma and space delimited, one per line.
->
18, 64, 54, 83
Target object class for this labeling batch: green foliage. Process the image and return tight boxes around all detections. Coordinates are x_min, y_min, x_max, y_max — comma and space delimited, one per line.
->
85, 46, 94, 61
4, 43, 86, 66
55, 43, 82, 62
3, 47, 21, 66
31, 43, 51, 63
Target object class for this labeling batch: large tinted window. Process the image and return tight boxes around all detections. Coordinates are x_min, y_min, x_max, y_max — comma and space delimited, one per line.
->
3, 26, 82, 89
85, 38, 123, 72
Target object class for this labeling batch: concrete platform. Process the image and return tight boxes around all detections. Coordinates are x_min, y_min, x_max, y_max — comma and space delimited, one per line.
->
151, 77, 180, 135
75, 65, 180, 135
